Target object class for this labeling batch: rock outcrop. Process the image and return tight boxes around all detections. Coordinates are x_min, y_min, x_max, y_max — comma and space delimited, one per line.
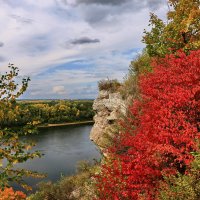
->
90, 90, 126, 150
69, 90, 126, 199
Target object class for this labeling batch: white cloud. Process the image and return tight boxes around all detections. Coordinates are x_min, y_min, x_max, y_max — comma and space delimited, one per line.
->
52, 85, 66, 95
0, 0, 168, 99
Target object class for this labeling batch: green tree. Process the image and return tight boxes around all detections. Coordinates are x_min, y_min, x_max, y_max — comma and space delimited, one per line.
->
0, 64, 42, 190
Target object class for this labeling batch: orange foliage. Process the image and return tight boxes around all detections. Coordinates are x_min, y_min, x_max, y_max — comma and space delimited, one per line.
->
0, 187, 26, 200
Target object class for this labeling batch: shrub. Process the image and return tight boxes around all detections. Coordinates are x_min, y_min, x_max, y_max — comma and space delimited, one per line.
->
129, 50, 152, 76
98, 79, 121, 92
120, 50, 151, 99
29, 161, 99, 200
158, 152, 200, 200
95, 50, 200, 199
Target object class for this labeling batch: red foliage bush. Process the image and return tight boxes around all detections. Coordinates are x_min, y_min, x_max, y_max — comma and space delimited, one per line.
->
0, 187, 26, 200
95, 50, 200, 199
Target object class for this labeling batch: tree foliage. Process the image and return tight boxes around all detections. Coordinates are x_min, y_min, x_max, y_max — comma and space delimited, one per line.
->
143, 0, 200, 57
5, 100, 94, 127
95, 50, 200, 199
0, 187, 26, 200
0, 64, 42, 190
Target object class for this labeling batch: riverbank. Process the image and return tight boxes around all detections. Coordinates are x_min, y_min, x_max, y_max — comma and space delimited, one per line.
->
38, 120, 94, 128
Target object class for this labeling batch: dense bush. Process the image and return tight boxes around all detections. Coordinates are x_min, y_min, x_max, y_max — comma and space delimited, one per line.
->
95, 50, 200, 199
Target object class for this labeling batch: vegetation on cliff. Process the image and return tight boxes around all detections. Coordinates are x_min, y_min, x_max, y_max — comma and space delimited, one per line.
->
98, 79, 121, 93
95, 0, 200, 199
96, 50, 200, 199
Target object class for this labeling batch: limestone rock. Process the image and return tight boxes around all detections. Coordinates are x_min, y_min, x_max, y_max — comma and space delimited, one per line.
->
90, 90, 126, 149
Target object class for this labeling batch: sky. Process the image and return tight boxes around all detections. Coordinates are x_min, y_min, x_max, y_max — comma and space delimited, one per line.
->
0, 0, 168, 99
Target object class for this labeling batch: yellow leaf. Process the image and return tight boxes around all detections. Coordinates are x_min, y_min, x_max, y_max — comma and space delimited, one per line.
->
0, 159, 3, 167
26, 145, 32, 150
13, 160, 18, 164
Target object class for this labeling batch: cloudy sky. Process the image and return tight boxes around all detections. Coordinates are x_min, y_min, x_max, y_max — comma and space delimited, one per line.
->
0, 0, 168, 99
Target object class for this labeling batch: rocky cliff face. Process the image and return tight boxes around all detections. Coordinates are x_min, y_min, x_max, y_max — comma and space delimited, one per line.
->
90, 90, 126, 150
69, 90, 126, 200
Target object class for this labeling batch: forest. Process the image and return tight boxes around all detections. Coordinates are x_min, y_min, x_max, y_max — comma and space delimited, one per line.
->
0, 99, 94, 128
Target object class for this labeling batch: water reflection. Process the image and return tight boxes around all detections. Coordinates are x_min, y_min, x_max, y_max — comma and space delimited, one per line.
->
14, 124, 101, 191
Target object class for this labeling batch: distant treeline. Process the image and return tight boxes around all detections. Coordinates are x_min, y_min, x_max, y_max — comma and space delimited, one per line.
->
0, 100, 94, 127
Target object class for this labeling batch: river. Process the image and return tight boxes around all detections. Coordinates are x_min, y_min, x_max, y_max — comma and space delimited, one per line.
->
14, 124, 101, 192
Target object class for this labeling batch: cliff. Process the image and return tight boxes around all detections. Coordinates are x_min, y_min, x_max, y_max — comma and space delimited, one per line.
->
69, 89, 127, 199
90, 89, 126, 150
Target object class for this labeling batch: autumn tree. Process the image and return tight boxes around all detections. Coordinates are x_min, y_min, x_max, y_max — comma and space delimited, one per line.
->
0, 64, 42, 190
143, 0, 200, 57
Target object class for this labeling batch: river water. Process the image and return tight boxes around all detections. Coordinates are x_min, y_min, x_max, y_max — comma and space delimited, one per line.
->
14, 124, 101, 191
